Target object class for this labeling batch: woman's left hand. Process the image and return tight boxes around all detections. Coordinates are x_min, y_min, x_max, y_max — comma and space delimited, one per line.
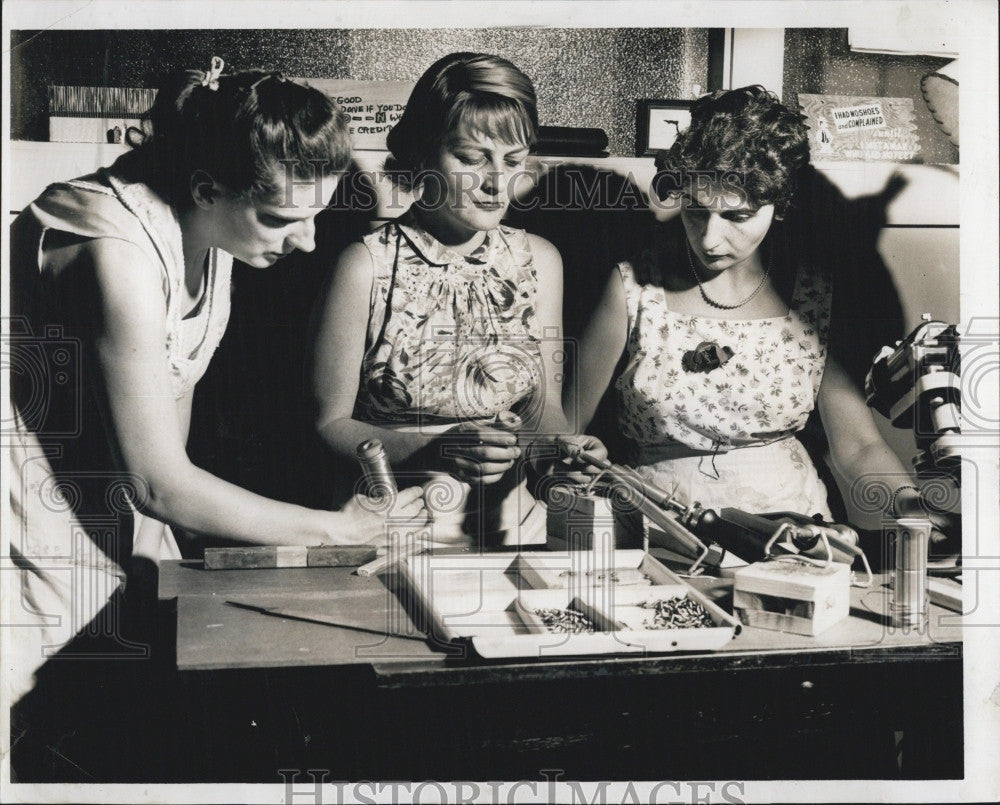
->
892, 486, 958, 550
441, 421, 522, 485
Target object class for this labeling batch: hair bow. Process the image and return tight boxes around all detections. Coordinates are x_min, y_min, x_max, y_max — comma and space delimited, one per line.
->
201, 56, 225, 91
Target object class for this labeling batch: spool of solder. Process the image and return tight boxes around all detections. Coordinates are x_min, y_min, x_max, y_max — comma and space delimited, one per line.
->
356, 439, 397, 499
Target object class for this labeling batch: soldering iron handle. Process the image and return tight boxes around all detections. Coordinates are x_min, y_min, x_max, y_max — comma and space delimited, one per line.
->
561, 443, 612, 471
563, 444, 679, 509
637, 498, 705, 561
683, 508, 770, 563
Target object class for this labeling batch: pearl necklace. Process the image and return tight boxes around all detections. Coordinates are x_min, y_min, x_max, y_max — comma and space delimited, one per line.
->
686, 242, 773, 311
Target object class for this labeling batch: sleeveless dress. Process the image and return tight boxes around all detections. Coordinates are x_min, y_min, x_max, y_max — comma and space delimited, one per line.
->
615, 249, 834, 518
354, 214, 546, 545
6, 153, 232, 704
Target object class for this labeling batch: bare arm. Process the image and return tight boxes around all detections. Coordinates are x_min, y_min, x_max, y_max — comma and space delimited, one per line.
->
517, 234, 610, 475
312, 242, 435, 463
818, 352, 928, 523
564, 267, 628, 434
54, 238, 423, 546
524, 233, 570, 439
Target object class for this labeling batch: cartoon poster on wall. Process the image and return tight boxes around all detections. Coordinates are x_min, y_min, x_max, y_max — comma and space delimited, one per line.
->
798, 93, 920, 162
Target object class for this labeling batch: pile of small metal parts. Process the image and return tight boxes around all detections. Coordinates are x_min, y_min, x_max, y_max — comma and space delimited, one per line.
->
638, 596, 715, 629
533, 607, 596, 634
589, 569, 652, 586
556, 569, 653, 585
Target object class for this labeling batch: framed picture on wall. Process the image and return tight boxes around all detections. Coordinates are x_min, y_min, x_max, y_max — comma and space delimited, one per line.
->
636, 99, 693, 156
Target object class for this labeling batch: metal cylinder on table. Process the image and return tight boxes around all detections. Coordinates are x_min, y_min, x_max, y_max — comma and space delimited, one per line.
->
356, 438, 397, 499
889, 517, 931, 628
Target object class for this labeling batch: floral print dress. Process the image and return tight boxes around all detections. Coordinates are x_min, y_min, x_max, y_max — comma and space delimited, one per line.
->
616, 250, 834, 518
354, 214, 546, 544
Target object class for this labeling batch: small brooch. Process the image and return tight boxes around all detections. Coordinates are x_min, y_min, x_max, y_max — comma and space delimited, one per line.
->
682, 341, 734, 373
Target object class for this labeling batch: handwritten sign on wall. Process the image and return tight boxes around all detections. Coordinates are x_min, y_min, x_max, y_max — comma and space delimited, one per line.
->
799, 93, 920, 162
295, 79, 414, 151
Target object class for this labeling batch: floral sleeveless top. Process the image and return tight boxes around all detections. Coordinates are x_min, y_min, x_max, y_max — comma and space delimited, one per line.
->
356, 216, 542, 424
616, 251, 832, 453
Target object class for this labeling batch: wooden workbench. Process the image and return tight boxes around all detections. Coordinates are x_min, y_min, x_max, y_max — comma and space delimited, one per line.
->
153, 555, 963, 782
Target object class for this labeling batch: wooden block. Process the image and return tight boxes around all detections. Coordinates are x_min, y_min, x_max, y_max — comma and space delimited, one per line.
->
547, 493, 614, 551
204, 545, 376, 570
204, 547, 279, 570
546, 492, 641, 551
306, 546, 378, 567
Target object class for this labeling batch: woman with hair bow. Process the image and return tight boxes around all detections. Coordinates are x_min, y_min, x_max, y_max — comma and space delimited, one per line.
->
7, 58, 427, 713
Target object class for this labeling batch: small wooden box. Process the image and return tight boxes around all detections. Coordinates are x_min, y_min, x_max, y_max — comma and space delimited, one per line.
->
546, 492, 642, 552
733, 559, 850, 636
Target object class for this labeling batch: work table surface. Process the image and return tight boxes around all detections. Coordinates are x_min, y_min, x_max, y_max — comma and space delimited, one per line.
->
157, 556, 962, 686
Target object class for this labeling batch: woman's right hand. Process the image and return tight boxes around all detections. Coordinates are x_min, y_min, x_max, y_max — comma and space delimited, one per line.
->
551, 434, 610, 483
329, 485, 429, 545
435, 421, 522, 485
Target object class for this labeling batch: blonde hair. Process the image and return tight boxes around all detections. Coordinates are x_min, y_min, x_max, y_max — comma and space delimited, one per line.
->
386, 52, 538, 188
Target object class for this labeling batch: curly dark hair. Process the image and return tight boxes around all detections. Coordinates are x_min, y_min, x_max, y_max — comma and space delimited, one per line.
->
654, 85, 810, 217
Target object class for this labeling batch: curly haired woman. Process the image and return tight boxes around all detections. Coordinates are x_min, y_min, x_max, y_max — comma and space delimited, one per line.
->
568, 86, 936, 531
